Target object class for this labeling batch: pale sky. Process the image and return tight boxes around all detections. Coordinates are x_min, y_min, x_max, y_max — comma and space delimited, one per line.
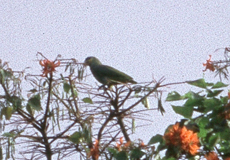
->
1, 0, 230, 156
1, 1, 230, 81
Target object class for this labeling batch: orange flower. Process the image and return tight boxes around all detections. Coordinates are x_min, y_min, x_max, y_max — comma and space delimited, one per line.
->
124, 141, 131, 148
39, 59, 60, 77
228, 91, 230, 99
116, 137, 123, 151
139, 141, 146, 148
180, 127, 200, 155
119, 137, 123, 144
115, 137, 131, 151
225, 158, 230, 160
89, 139, 99, 160
138, 140, 148, 149
205, 151, 219, 160
164, 123, 200, 155
203, 55, 215, 72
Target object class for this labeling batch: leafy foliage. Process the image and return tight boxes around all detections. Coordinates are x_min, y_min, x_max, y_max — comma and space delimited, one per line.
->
162, 78, 230, 159
0, 51, 230, 160
0, 55, 164, 160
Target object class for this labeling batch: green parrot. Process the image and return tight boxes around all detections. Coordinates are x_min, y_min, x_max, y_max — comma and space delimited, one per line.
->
84, 56, 137, 88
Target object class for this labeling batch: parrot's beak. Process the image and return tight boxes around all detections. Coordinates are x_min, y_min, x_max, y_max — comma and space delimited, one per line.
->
83, 61, 88, 67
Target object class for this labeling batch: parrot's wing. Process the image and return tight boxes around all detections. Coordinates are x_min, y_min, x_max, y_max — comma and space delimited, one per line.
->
93, 65, 136, 84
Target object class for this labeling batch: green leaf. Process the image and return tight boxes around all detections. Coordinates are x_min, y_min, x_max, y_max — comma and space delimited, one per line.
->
158, 98, 165, 115
220, 96, 228, 104
156, 142, 167, 153
172, 105, 193, 118
115, 151, 128, 160
107, 147, 118, 155
133, 85, 142, 94
5, 107, 12, 120
198, 128, 207, 138
9, 96, 22, 109
208, 133, 220, 149
132, 118, 135, 134
166, 91, 182, 101
197, 117, 209, 128
0, 69, 12, 83
207, 89, 223, 97
27, 94, 42, 111
219, 128, 230, 140
186, 79, 208, 88
72, 89, 78, 97
141, 96, 150, 109
68, 131, 82, 144
185, 122, 200, 133
83, 127, 91, 143
1, 107, 13, 120
212, 82, 228, 88
77, 68, 84, 81
2, 132, 16, 138
130, 148, 144, 159
26, 104, 34, 115
184, 97, 203, 107
148, 134, 163, 145
204, 98, 221, 112
82, 97, 93, 104
183, 91, 204, 100
63, 82, 71, 93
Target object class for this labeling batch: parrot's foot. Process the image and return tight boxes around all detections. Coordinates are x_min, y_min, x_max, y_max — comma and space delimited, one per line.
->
98, 85, 107, 91
98, 85, 113, 92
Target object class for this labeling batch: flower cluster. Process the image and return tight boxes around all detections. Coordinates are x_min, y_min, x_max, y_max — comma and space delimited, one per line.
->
39, 59, 60, 77
164, 122, 200, 155
116, 137, 131, 151
88, 139, 99, 160
205, 151, 219, 160
203, 55, 215, 72
204, 151, 230, 160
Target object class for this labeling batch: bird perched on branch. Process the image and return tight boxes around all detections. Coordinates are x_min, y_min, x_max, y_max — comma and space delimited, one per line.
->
84, 56, 137, 88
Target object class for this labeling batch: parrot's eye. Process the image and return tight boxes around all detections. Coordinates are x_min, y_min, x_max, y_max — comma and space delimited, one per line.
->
86, 57, 91, 62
